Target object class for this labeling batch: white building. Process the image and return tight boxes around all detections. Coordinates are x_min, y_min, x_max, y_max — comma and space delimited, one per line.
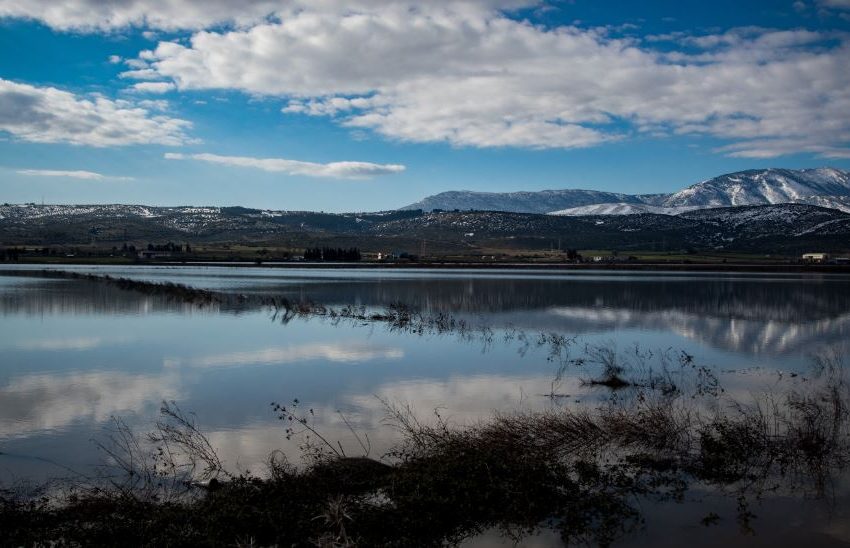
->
802, 253, 830, 263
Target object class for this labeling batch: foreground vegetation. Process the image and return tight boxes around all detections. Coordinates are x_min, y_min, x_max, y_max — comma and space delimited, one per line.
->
2, 354, 847, 546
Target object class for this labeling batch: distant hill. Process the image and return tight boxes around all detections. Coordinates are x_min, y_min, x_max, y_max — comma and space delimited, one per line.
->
401, 189, 662, 214
2, 202, 848, 254
404, 168, 850, 215
368, 204, 850, 253
0, 204, 422, 246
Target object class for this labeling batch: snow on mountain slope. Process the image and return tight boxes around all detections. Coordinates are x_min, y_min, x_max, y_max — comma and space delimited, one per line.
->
0, 204, 167, 220
663, 168, 850, 210
401, 189, 654, 214
679, 203, 850, 238
549, 203, 697, 216
802, 195, 850, 213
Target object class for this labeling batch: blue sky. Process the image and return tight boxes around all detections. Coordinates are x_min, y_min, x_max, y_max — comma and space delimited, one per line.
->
1, 0, 850, 212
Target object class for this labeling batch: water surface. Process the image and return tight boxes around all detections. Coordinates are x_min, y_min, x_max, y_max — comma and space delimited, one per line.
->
1, 265, 849, 545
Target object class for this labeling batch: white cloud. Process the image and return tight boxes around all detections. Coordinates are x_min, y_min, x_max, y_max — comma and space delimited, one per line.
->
2, 1, 849, 157
0, 0, 533, 31
137, 99, 170, 110
116, 4, 850, 156
164, 152, 405, 179
0, 78, 193, 147
131, 81, 176, 94
108, 54, 122, 64
16, 169, 134, 181
120, 68, 164, 80
124, 58, 150, 69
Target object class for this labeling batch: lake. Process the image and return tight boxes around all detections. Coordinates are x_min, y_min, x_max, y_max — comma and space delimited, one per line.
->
2, 265, 849, 546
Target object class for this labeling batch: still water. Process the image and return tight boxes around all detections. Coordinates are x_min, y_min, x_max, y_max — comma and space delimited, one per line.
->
2, 265, 850, 545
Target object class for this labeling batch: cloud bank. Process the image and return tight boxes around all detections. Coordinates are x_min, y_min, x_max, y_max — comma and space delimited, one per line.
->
0, 78, 192, 147
0, 0, 531, 31
16, 169, 134, 181
119, 5, 850, 157
164, 152, 405, 179
1, 1, 849, 157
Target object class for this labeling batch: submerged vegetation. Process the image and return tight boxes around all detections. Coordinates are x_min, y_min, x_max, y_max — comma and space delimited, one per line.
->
1, 350, 847, 546
1, 269, 849, 545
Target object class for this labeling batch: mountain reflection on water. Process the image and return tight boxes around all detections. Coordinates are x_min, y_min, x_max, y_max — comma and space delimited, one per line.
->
2, 267, 849, 356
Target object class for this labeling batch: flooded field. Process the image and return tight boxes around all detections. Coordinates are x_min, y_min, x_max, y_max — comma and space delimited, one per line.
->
1, 266, 849, 546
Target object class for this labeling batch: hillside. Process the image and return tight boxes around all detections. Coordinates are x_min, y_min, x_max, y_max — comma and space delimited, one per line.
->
401, 189, 660, 214
2, 203, 849, 255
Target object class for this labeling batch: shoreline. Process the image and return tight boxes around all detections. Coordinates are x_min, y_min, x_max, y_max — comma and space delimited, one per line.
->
3, 260, 850, 273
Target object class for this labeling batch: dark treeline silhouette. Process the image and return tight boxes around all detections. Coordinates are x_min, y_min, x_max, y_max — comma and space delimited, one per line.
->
146, 242, 190, 253
303, 247, 362, 262
0, 247, 24, 261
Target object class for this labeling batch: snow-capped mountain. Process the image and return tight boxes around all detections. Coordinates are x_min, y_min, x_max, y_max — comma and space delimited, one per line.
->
662, 168, 850, 209
405, 168, 850, 215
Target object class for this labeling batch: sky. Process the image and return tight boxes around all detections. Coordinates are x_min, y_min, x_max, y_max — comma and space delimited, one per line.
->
1, 0, 850, 212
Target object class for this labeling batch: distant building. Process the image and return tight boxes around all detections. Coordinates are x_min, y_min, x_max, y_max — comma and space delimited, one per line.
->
802, 253, 830, 263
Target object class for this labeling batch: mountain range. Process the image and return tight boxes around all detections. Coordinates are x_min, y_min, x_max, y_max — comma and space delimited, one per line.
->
403, 168, 850, 215
2, 168, 850, 255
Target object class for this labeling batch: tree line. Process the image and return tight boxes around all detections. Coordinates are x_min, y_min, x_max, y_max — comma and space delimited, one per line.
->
1, 247, 24, 261
145, 242, 191, 253
303, 247, 362, 262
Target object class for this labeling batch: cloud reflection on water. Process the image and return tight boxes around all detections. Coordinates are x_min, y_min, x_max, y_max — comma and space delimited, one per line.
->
163, 342, 404, 369
0, 371, 179, 439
